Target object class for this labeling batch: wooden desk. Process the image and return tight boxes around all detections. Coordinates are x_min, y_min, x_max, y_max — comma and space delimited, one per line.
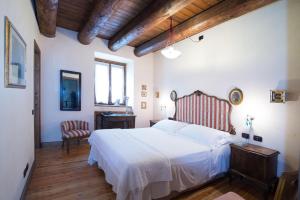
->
230, 143, 279, 199
94, 112, 136, 130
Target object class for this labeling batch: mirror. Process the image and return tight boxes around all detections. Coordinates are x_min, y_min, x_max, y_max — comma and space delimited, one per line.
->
60, 70, 81, 111
170, 90, 177, 101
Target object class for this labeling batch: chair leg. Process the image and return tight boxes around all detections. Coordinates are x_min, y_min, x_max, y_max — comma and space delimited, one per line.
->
67, 140, 70, 154
62, 140, 65, 148
77, 138, 80, 145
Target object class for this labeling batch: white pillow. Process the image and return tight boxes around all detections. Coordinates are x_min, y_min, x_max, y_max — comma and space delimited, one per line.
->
176, 124, 231, 148
152, 119, 188, 133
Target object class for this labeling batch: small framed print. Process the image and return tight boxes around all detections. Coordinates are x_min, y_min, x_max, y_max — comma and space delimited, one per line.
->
141, 101, 147, 109
155, 91, 160, 98
141, 91, 147, 97
141, 84, 147, 91
270, 90, 286, 103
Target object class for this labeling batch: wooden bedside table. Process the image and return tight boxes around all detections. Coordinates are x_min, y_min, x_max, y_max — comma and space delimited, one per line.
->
150, 120, 160, 127
230, 143, 279, 199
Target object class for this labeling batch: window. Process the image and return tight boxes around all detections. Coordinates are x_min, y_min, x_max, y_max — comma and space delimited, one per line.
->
95, 58, 126, 105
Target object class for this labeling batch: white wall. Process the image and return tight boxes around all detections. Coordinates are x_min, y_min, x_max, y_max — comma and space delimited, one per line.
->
153, 0, 300, 174
39, 28, 154, 142
0, 1, 39, 200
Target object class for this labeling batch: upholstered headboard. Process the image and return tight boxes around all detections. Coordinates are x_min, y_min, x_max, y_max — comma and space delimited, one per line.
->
174, 90, 236, 134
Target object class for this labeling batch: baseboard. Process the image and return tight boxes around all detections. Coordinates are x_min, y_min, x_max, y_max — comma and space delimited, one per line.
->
20, 159, 36, 200
42, 139, 89, 147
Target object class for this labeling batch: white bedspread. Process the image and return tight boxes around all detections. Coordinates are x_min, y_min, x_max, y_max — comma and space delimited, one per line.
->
88, 128, 230, 200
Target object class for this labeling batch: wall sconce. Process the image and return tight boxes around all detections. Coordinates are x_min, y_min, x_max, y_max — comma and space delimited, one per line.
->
270, 90, 286, 103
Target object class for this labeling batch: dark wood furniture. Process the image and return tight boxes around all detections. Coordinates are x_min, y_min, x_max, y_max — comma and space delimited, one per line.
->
94, 111, 135, 130
274, 171, 298, 200
150, 120, 160, 127
230, 143, 279, 199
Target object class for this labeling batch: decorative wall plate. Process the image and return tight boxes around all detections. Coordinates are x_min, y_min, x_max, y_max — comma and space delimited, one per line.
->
170, 90, 177, 101
229, 88, 243, 105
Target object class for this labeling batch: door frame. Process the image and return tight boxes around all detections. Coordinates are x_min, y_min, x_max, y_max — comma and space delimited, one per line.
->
34, 40, 42, 148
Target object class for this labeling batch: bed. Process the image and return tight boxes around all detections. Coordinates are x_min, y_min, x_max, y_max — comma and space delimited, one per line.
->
88, 90, 236, 200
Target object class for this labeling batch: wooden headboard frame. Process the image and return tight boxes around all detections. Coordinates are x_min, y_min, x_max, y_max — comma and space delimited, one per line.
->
173, 90, 236, 135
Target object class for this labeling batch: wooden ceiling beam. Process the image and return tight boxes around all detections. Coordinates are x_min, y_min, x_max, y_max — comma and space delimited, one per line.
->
108, 0, 197, 52
134, 0, 277, 57
35, 0, 59, 37
78, 0, 123, 45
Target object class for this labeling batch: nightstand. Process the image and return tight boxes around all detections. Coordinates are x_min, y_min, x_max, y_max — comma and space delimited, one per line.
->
150, 120, 160, 127
230, 143, 279, 199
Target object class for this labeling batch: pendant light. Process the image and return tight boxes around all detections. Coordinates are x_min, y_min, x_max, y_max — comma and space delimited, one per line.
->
161, 17, 181, 59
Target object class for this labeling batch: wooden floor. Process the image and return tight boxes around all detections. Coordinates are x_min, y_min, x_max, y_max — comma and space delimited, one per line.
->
26, 142, 270, 200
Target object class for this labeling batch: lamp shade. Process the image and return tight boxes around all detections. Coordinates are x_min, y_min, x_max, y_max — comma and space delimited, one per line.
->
161, 46, 181, 59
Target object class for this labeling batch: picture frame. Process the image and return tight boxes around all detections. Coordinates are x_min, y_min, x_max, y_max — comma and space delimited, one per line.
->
270, 90, 286, 103
141, 101, 147, 109
60, 70, 81, 111
141, 91, 147, 97
4, 16, 27, 88
141, 84, 147, 91
229, 88, 243, 105
155, 91, 160, 98
170, 90, 177, 101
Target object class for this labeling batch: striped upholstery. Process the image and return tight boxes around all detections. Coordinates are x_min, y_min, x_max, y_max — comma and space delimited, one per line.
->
61, 120, 90, 139
78, 121, 89, 130
175, 91, 235, 134
63, 130, 90, 139
62, 120, 78, 131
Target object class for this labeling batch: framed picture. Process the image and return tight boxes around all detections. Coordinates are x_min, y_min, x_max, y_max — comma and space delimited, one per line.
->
141, 84, 147, 91
141, 91, 147, 97
141, 101, 147, 109
155, 91, 160, 98
270, 90, 286, 103
170, 90, 177, 101
4, 16, 27, 88
229, 88, 243, 105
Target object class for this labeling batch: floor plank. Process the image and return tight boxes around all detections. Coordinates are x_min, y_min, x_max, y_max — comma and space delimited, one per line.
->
26, 142, 270, 200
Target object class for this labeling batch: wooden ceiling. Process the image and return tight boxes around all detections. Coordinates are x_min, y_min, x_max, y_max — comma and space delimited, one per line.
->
35, 0, 276, 57
56, 0, 153, 42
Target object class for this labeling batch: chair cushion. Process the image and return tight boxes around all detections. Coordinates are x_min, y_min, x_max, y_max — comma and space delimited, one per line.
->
63, 130, 90, 139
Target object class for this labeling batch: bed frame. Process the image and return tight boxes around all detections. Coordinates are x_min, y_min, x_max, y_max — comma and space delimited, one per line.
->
173, 90, 236, 134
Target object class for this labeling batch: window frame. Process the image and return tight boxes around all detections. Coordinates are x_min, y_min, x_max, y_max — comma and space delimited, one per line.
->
94, 58, 127, 106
